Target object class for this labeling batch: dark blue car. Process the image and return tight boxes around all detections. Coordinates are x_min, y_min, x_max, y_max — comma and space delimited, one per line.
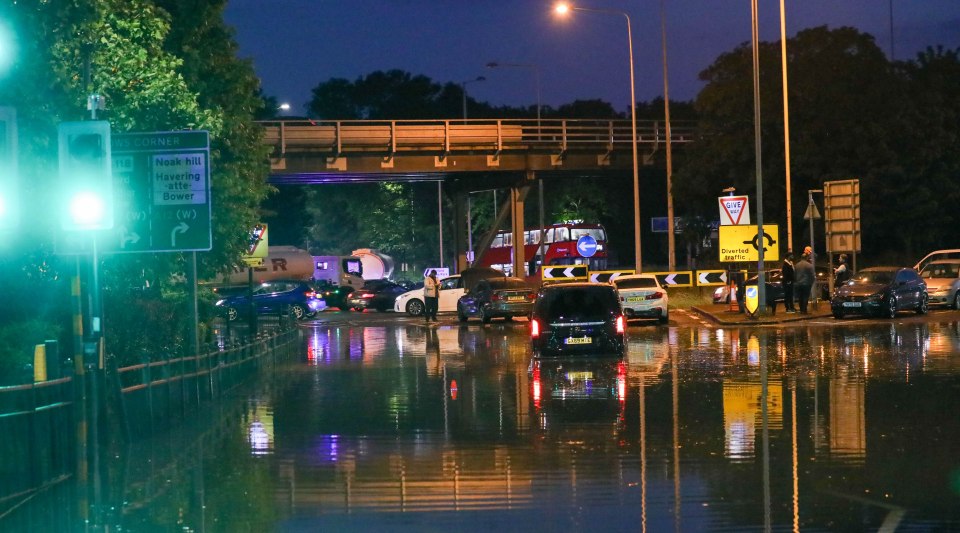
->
215, 279, 325, 321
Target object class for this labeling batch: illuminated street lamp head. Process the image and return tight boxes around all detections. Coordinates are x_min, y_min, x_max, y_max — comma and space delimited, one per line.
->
278, 102, 291, 112
555, 3, 571, 15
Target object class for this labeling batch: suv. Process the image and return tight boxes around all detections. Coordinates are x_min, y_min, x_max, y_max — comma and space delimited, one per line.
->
215, 279, 325, 321
530, 283, 625, 357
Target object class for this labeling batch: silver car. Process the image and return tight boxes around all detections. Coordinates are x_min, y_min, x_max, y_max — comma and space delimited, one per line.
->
919, 259, 960, 309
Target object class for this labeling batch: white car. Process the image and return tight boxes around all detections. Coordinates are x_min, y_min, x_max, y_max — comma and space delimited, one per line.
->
393, 275, 466, 316
611, 274, 669, 324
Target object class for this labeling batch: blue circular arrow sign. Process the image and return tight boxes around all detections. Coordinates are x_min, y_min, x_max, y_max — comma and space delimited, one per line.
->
576, 235, 598, 258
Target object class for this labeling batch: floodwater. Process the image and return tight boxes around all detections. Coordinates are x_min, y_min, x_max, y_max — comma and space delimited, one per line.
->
11, 319, 960, 531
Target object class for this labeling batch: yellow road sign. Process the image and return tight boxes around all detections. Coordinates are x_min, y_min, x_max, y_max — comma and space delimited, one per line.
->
719, 224, 780, 263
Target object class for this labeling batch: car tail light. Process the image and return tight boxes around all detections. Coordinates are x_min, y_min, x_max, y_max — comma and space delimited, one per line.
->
527, 292, 536, 300
304, 290, 316, 298
361, 292, 374, 298
491, 293, 502, 302
615, 315, 625, 334
646, 291, 663, 300
530, 319, 540, 338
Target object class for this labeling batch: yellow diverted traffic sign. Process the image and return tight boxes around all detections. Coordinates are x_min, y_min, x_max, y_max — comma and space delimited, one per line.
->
718, 224, 780, 263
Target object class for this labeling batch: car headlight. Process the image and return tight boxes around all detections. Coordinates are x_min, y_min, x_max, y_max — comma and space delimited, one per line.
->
216, 299, 226, 306
863, 293, 882, 303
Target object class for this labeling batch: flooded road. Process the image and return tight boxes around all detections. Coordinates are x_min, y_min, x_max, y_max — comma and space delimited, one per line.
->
11, 317, 960, 531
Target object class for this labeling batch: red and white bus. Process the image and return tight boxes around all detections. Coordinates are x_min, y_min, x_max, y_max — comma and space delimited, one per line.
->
475, 221, 609, 278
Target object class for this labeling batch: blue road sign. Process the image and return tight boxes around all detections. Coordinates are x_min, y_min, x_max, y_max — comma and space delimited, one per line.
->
576, 235, 597, 258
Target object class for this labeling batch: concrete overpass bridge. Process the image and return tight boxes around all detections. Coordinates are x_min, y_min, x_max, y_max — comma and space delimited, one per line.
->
259, 118, 695, 275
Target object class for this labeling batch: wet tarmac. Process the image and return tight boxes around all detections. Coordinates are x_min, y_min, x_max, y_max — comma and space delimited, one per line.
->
9, 317, 960, 531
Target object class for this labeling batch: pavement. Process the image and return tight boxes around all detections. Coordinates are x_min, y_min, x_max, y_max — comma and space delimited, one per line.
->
690, 302, 832, 325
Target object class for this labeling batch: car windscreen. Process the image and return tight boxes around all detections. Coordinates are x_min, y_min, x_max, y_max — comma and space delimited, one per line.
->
921, 264, 960, 279
614, 278, 658, 290
539, 287, 618, 321
854, 270, 894, 284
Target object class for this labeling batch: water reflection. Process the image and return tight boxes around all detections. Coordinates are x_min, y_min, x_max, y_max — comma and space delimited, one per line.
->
8, 318, 960, 531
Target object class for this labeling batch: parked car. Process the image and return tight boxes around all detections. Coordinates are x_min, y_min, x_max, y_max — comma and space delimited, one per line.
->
344, 280, 408, 312
919, 259, 960, 309
712, 267, 831, 304
530, 282, 626, 357
611, 274, 668, 323
914, 249, 960, 272
393, 267, 505, 316
456, 277, 536, 323
831, 267, 928, 319
312, 281, 355, 311
215, 279, 325, 321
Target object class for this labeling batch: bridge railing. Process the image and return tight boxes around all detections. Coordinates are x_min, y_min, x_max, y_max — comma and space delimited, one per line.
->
258, 118, 696, 156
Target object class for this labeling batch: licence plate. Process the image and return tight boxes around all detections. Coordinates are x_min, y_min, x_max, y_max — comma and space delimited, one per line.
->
565, 337, 593, 345
507, 296, 526, 302
627, 296, 646, 303
566, 371, 594, 380
842, 301, 861, 308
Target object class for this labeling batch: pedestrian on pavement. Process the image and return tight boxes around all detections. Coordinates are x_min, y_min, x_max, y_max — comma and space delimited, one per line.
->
834, 254, 851, 288
782, 252, 796, 313
795, 252, 815, 314
423, 270, 439, 322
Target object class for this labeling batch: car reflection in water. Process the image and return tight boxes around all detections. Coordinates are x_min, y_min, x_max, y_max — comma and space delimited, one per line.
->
529, 358, 627, 433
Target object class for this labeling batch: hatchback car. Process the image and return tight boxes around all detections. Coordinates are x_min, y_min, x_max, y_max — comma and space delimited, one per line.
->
530, 283, 626, 357
611, 274, 668, 323
456, 277, 535, 323
345, 280, 407, 312
919, 259, 960, 309
215, 279, 325, 321
831, 267, 928, 319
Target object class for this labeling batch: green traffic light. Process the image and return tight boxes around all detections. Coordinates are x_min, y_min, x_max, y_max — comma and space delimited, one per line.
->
67, 191, 108, 228
58, 121, 113, 231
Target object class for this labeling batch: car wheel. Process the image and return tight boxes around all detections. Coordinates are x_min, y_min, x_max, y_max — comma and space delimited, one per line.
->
833, 308, 844, 319
885, 296, 897, 319
505, 315, 514, 322
481, 308, 492, 324
406, 299, 425, 317
954, 291, 960, 311
290, 304, 307, 320
658, 313, 668, 324
374, 304, 387, 312
917, 294, 928, 315
457, 306, 469, 322
226, 307, 238, 322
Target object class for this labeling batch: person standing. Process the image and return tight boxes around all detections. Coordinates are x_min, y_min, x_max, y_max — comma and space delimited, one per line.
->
423, 270, 439, 322
795, 252, 815, 314
781, 252, 796, 313
834, 254, 851, 288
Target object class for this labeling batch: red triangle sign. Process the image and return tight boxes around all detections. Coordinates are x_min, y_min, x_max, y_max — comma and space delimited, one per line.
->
719, 196, 750, 225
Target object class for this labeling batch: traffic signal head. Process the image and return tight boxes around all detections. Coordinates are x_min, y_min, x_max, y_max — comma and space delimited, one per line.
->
0, 107, 18, 229
58, 121, 113, 231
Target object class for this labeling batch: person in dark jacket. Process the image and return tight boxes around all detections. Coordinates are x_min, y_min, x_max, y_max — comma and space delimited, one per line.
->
794, 253, 815, 314
834, 254, 851, 288
781, 252, 796, 313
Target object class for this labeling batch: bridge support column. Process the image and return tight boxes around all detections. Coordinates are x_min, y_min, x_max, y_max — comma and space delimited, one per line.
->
511, 174, 531, 279
452, 190, 468, 274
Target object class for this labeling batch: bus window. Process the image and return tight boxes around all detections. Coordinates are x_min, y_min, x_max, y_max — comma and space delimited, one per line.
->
571, 227, 606, 241
525, 231, 541, 245
491, 234, 504, 248
544, 228, 554, 244
555, 227, 569, 242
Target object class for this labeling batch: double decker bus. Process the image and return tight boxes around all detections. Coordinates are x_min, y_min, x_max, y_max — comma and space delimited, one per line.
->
475, 221, 609, 278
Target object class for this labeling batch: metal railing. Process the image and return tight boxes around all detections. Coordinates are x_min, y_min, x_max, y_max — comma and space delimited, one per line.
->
258, 118, 696, 157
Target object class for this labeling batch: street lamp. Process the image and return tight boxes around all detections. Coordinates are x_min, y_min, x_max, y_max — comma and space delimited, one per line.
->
485, 61, 542, 128
459, 76, 485, 120
554, 2, 642, 272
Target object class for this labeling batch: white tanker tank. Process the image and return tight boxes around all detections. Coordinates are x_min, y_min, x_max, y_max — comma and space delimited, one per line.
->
208, 246, 315, 286
351, 248, 395, 280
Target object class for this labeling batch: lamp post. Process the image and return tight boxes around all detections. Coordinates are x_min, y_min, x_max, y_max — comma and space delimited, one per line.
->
555, 2, 642, 271
750, 0, 767, 313
485, 61, 542, 129
779, 0, 793, 253
459, 76, 485, 120
660, 0, 675, 270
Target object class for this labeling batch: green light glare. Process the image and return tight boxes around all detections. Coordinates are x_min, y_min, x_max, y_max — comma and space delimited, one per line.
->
0, 20, 15, 74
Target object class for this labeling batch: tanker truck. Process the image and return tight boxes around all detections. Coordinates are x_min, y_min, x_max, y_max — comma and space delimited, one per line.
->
207, 246, 317, 286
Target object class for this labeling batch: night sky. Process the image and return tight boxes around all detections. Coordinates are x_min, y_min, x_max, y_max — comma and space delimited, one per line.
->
224, 1, 960, 116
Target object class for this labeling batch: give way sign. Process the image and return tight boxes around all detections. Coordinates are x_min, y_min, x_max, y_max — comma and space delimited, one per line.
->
718, 195, 751, 226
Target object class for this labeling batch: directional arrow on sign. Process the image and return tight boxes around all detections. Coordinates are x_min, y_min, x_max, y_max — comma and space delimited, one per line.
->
171, 222, 189, 247
698, 271, 727, 285
120, 228, 140, 248
563, 267, 575, 277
